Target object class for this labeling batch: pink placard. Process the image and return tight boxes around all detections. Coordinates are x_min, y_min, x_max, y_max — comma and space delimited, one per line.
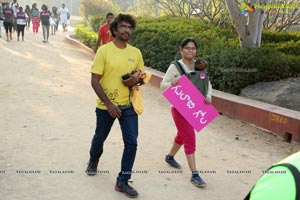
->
163, 75, 219, 132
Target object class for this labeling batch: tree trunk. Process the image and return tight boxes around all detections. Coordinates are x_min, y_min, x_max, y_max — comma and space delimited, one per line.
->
225, 0, 268, 48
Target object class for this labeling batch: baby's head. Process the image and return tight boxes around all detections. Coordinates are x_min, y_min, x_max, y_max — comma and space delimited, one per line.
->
194, 58, 207, 71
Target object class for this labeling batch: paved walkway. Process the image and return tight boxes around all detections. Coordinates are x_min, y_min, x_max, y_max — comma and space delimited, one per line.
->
0, 24, 299, 200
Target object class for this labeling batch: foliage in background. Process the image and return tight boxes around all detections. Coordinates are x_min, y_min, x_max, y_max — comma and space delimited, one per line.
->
264, 0, 300, 31
148, 0, 300, 31
261, 30, 300, 43
150, 0, 195, 19
205, 47, 300, 94
151, 0, 231, 27
74, 22, 98, 50
79, 0, 115, 20
189, 0, 231, 27
131, 16, 238, 71
75, 15, 300, 94
89, 14, 107, 32
126, 0, 161, 17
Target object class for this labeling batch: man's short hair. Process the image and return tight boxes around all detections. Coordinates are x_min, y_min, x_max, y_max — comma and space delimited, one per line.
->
109, 13, 136, 38
106, 12, 114, 19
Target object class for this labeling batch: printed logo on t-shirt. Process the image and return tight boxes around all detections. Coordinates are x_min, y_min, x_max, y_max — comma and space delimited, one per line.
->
4, 10, 13, 14
41, 12, 50, 16
17, 13, 25, 17
128, 58, 135, 63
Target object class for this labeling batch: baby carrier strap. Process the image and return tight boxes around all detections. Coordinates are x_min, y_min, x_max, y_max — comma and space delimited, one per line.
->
171, 60, 208, 97
171, 60, 186, 76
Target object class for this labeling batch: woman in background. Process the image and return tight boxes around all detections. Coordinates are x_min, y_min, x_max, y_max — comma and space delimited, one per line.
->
25, 4, 31, 30
2, 2, 14, 41
0, 3, 3, 38
40, 4, 51, 43
50, 6, 58, 35
31, 3, 39, 34
16, 6, 28, 41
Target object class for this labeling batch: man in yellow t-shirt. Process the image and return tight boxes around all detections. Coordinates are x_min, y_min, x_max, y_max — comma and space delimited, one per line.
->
86, 13, 144, 198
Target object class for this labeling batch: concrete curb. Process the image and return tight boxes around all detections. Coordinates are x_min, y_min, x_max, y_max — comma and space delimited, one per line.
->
65, 34, 95, 55
65, 35, 300, 143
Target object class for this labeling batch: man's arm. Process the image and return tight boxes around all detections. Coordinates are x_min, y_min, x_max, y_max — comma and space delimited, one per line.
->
91, 73, 121, 118
94, 35, 101, 53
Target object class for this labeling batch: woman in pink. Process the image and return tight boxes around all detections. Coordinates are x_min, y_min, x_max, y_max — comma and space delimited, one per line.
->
160, 38, 212, 188
30, 3, 40, 34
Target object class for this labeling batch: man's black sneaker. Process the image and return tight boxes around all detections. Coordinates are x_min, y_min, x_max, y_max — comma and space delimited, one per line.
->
85, 159, 99, 176
115, 181, 138, 198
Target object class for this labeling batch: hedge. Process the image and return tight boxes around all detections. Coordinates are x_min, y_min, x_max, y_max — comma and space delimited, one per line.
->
74, 22, 98, 50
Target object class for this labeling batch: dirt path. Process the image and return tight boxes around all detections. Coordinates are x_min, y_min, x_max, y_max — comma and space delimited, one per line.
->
0, 24, 299, 200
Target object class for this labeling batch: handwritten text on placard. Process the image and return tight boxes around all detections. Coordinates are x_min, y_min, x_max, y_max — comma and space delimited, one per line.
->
163, 75, 219, 132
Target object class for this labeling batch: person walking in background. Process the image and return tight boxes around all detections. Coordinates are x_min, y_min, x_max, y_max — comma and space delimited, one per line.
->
0, 3, 3, 38
16, 6, 27, 41
40, 4, 50, 43
160, 37, 213, 188
10, 0, 19, 32
50, 6, 58, 35
31, 3, 39, 34
58, 3, 69, 32
86, 14, 144, 198
3, 2, 14, 41
94, 12, 114, 53
55, 13, 59, 31
24, 4, 30, 30
10, 0, 19, 10
12, 4, 19, 32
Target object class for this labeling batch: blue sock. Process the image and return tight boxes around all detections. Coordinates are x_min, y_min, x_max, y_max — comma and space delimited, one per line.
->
166, 155, 174, 160
192, 171, 199, 178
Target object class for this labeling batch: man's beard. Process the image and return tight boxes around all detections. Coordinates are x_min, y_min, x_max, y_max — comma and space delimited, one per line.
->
117, 34, 130, 42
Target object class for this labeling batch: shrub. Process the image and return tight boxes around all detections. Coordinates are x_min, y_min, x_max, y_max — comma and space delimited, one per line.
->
262, 30, 300, 43
74, 22, 98, 50
131, 16, 238, 72
89, 14, 106, 32
284, 54, 300, 77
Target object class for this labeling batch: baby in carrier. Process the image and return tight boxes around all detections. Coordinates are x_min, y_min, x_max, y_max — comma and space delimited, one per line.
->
189, 58, 209, 97
194, 58, 207, 71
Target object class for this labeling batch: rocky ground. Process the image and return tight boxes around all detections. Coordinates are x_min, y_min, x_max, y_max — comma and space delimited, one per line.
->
240, 77, 300, 112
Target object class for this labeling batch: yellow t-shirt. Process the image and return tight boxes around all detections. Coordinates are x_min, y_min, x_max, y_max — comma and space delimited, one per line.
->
91, 42, 144, 109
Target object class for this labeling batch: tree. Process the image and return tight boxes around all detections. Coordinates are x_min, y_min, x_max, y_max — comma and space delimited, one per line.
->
188, 0, 231, 27
79, 0, 114, 20
151, 0, 231, 26
225, 0, 268, 48
126, 0, 159, 16
151, 0, 194, 19
264, 0, 300, 31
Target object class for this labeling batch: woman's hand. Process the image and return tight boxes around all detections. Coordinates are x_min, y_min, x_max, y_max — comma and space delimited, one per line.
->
205, 97, 212, 104
171, 76, 180, 86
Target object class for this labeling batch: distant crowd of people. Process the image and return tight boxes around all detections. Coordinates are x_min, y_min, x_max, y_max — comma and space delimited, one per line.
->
0, 0, 70, 43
